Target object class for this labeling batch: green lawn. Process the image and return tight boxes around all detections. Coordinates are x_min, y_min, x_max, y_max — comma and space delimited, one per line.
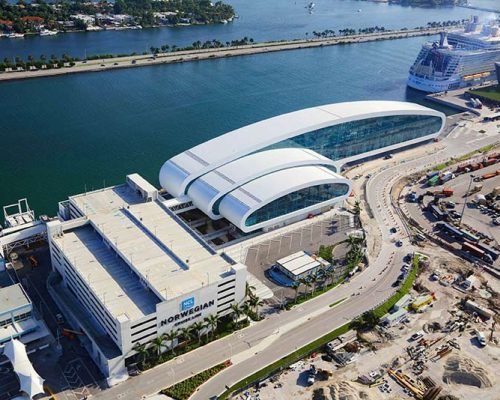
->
469, 86, 500, 102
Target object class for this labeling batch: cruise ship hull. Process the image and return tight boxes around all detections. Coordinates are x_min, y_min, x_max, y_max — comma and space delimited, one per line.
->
407, 73, 492, 93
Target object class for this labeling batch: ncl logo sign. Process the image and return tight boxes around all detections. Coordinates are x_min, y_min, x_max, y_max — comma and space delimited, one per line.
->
181, 297, 195, 311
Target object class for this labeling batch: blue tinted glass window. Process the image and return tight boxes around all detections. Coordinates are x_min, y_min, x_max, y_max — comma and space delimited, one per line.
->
245, 183, 349, 227
211, 163, 337, 216
259, 115, 442, 161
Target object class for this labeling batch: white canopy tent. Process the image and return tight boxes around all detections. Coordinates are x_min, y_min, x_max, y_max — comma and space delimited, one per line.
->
3, 339, 45, 399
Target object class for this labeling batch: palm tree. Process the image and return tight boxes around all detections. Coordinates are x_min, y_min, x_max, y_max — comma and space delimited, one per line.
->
292, 282, 300, 303
299, 277, 310, 297
230, 303, 242, 325
133, 342, 150, 368
248, 295, 263, 317
309, 273, 319, 296
149, 335, 166, 358
245, 282, 256, 298
353, 200, 361, 216
163, 330, 178, 355
324, 268, 335, 287
179, 326, 193, 343
241, 303, 252, 323
204, 314, 219, 339
190, 321, 205, 344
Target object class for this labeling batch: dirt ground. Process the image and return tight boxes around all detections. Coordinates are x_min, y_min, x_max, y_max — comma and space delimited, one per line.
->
235, 250, 500, 400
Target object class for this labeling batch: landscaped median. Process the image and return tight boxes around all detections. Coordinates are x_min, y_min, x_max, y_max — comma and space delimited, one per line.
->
161, 360, 231, 400
217, 256, 420, 400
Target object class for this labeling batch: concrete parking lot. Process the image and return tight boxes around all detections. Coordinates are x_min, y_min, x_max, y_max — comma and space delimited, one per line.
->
242, 214, 357, 304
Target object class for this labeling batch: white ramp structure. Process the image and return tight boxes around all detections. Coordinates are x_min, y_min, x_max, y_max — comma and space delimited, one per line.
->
3, 339, 45, 399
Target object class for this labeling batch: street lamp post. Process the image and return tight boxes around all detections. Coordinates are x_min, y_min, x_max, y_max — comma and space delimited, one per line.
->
459, 174, 474, 227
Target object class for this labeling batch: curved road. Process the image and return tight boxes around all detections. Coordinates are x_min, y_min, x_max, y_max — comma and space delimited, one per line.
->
93, 122, 498, 400
192, 124, 499, 399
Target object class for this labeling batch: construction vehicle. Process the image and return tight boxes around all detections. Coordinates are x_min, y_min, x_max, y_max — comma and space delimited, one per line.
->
466, 184, 483, 196
407, 191, 418, 203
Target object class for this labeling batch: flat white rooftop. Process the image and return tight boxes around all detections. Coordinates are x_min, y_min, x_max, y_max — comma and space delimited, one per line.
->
66, 184, 235, 308
53, 225, 160, 321
0, 284, 30, 315
277, 251, 327, 278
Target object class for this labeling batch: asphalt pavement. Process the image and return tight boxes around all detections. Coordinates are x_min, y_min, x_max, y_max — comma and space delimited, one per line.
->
91, 119, 499, 400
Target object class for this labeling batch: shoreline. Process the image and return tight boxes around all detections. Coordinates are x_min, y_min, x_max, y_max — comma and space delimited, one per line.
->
0, 26, 458, 83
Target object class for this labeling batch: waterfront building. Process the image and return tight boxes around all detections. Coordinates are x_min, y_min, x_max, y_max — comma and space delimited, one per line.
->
408, 18, 500, 93
48, 174, 246, 384
0, 271, 52, 348
160, 101, 445, 232
45, 100, 443, 384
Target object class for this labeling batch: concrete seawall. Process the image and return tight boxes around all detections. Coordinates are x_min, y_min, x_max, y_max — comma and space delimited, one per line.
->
0, 26, 460, 82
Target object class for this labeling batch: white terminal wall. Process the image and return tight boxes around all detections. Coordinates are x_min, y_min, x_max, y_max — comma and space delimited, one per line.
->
159, 101, 445, 197
187, 148, 337, 219
218, 165, 351, 232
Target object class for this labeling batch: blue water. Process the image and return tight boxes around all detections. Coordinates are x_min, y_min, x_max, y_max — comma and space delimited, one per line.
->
0, 35, 456, 215
0, 0, 493, 59
0, 0, 488, 216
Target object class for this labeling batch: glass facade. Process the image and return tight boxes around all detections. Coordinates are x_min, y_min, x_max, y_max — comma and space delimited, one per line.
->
259, 115, 442, 161
211, 164, 337, 216
244, 183, 349, 227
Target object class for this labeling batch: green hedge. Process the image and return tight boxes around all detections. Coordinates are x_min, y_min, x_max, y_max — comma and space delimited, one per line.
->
162, 362, 227, 400
218, 323, 350, 399
219, 256, 420, 399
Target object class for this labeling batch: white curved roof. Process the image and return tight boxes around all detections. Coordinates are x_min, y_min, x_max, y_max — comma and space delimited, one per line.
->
187, 148, 336, 219
160, 101, 444, 197
218, 165, 351, 232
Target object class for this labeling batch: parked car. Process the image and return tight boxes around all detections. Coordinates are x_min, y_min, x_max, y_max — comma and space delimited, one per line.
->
477, 331, 487, 347
307, 364, 317, 386
410, 331, 425, 341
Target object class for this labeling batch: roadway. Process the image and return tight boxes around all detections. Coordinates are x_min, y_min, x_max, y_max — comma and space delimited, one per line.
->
0, 26, 459, 83
191, 118, 500, 399
92, 118, 499, 400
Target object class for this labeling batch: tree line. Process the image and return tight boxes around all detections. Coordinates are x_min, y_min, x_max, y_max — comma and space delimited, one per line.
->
0, 36, 255, 71
132, 282, 262, 371
0, 0, 235, 34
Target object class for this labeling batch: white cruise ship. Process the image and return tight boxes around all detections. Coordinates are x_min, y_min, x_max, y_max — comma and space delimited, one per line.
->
407, 17, 500, 93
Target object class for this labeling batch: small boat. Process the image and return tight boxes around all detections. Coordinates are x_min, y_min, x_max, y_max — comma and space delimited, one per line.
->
357, 9, 362, 12
220, 19, 228, 24
39, 29, 58, 36
307, 2, 315, 9
7, 32, 24, 38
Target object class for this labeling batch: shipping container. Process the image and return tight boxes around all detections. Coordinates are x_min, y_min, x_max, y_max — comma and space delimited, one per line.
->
462, 242, 484, 258
437, 222, 463, 240
474, 242, 500, 261
460, 230, 480, 243
427, 175, 440, 186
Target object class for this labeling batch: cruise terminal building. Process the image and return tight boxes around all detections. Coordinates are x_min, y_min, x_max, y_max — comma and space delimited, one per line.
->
47, 101, 444, 383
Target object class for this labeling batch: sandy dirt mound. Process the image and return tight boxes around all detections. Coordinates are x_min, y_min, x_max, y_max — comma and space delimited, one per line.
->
312, 381, 379, 400
443, 355, 493, 388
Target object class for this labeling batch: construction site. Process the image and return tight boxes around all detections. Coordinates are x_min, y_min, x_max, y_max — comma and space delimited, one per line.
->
239, 248, 499, 400
233, 135, 500, 400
